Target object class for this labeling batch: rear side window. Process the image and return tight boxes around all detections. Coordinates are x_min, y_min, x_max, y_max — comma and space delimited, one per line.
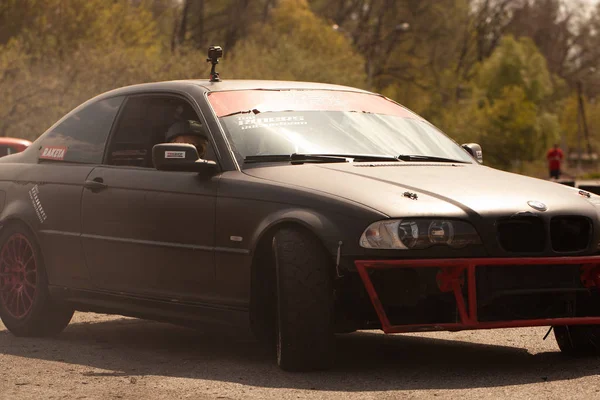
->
38, 96, 124, 163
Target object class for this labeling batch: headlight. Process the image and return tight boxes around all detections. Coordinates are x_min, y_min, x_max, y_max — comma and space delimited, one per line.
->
359, 219, 481, 249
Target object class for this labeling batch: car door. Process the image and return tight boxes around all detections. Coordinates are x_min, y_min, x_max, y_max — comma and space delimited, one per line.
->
30, 96, 125, 289
80, 94, 219, 303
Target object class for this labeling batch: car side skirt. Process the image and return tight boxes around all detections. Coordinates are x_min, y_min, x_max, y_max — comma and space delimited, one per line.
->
355, 256, 600, 333
49, 286, 251, 334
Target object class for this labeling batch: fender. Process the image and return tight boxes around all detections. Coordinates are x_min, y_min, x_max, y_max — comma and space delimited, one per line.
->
249, 207, 345, 257
0, 188, 41, 242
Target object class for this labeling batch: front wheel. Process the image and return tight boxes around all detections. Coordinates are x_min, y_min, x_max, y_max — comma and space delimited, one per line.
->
273, 227, 335, 371
553, 325, 600, 356
0, 223, 73, 337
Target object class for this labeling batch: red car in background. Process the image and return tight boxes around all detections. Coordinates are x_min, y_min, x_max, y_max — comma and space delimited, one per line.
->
0, 137, 32, 157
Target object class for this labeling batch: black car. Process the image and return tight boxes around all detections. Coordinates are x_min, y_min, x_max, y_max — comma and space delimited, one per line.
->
1, 66, 600, 372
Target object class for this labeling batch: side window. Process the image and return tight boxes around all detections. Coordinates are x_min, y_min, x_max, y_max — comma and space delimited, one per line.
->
38, 96, 124, 163
106, 95, 215, 168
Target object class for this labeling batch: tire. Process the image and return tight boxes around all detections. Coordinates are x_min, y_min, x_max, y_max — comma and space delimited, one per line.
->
553, 325, 600, 356
0, 223, 73, 337
273, 227, 335, 371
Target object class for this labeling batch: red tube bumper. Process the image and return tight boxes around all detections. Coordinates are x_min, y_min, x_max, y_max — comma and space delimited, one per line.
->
355, 256, 600, 333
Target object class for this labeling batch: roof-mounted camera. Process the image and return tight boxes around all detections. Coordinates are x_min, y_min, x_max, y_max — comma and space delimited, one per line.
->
207, 46, 223, 82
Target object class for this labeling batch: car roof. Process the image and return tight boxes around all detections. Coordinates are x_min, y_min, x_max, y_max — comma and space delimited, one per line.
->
192, 79, 371, 93
95, 79, 372, 100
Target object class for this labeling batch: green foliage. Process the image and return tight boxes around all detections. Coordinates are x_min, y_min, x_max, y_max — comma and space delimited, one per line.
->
477, 36, 553, 104
432, 35, 561, 171
479, 86, 539, 169
227, 0, 366, 87
536, 112, 561, 149
433, 95, 485, 146
381, 83, 433, 119
582, 171, 600, 179
10, 0, 161, 60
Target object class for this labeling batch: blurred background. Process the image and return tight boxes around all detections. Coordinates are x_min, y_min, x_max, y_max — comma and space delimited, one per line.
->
1, 0, 600, 177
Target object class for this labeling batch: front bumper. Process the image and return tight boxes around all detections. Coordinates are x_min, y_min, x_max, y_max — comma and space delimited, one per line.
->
355, 256, 600, 333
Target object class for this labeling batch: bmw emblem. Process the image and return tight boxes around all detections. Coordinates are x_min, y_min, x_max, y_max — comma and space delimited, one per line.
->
527, 201, 547, 212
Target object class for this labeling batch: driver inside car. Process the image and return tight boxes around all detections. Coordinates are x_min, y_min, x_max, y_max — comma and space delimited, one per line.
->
165, 119, 208, 158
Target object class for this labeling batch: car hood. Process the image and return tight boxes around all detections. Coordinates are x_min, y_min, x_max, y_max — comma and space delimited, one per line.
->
243, 162, 598, 218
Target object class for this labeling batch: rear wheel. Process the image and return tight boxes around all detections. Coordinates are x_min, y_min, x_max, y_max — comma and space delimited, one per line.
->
273, 227, 335, 371
0, 223, 73, 337
553, 325, 600, 356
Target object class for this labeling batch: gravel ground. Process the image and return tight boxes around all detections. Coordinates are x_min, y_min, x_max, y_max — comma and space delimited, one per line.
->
1, 312, 599, 400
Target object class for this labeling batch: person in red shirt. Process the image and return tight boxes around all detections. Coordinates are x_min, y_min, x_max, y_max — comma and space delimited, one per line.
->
546, 143, 564, 179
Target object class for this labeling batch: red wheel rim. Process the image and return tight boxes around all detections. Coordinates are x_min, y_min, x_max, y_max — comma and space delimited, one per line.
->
0, 233, 37, 319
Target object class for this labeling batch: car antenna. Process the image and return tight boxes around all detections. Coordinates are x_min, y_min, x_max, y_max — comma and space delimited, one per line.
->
207, 45, 223, 82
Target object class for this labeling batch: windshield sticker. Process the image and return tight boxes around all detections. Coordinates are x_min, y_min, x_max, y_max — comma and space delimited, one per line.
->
165, 151, 186, 159
29, 185, 47, 223
209, 90, 420, 119
40, 146, 67, 161
238, 115, 307, 130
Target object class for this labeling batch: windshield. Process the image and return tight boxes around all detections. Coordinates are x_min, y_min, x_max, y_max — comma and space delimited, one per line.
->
208, 90, 473, 166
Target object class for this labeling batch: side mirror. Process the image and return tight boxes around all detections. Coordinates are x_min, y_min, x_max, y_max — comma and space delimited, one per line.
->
152, 143, 217, 173
462, 143, 483, 164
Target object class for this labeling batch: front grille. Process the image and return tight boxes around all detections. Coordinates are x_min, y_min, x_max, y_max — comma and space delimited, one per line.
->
497, 217, 545, 253
551, 217, 592, 252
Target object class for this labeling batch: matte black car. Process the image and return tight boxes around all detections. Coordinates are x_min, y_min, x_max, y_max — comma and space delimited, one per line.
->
2, 73, 600, 372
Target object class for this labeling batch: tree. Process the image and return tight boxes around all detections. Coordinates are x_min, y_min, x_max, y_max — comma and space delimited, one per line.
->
227, 0, 366, 87
476, 35, 553, 104
479, 86, 540, 169
170, 0, 277, 53
5, 0, 161, 61
472, 36, 560, 169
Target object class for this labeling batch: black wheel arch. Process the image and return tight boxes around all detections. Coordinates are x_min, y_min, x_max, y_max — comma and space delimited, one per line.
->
0, 198, 44, 251
249, 210, 343, 258
0, 198, 49, 285
248, 211, 340, 342
0, 217, 41, 249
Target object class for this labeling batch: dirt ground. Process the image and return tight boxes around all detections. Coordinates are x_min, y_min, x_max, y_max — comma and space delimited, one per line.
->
1, 312, 599, 400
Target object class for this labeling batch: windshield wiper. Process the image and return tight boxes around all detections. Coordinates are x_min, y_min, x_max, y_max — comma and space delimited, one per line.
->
245, 153, 467, 164
245, 154, 349, 164
244, 153, 405, 164
396, 154, 470, 163
244, 154, 350, 164
221, 108, 261, 118
307, 154, 401, 162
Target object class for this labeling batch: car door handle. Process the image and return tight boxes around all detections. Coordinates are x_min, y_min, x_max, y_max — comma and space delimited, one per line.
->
84, 178, 108, 192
